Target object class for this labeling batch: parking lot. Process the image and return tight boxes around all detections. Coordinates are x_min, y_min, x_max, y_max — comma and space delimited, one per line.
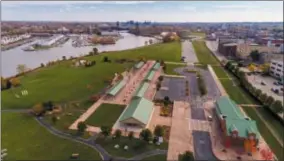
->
247, 74, 283, 103
154, 77, 186, 101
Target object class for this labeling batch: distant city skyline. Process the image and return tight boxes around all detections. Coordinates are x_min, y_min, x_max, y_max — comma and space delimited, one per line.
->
2, 1, 283, 22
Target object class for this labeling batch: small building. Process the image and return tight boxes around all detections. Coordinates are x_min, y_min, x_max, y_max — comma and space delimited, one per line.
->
106, 80, 126, 97
119, 97, 154, 127
215, 96, 260, 153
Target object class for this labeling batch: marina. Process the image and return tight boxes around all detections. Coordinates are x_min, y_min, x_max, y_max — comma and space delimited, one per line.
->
1, 32, 159, 77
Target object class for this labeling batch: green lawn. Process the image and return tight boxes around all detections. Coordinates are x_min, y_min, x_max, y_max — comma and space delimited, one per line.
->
190, 32, 206, 38
141, 154, 167, 161
192, 40, 284, 161
44, 99, 93, 133
96, 136, 168, 158
85, 103, 125, 127
2, 42, 181, 110
164, 63, 186, 75
1, 113, 101, 160
211, 66, 229, 78
192, 41, 219, 65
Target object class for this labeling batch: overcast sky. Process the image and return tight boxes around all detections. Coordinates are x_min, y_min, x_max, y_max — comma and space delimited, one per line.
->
1, 1, 283, 22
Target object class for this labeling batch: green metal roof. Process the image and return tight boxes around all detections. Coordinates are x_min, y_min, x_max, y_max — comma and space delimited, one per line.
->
216, 96, 244, 119
134, 61, 144, 69
145, 70, 155, 81
119, 97, 154, 125
225, 118, 259, 139
216, 96, 260, 139
152, 62, 161, 70
134, 82, 150, 98
106, 80, 126, 96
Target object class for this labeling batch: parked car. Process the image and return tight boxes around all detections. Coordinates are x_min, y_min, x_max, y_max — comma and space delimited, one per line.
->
208, 115, 213, 121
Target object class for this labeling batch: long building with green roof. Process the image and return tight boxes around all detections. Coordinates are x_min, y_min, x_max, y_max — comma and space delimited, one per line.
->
145, 70, 155, 81
106, 80, 126, 96
216, 96, 260, 153
119, 97, 154, 127
133, 82, 150, 98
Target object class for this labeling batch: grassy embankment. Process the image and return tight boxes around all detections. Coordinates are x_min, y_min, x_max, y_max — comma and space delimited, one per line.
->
192, 41, 284, 160
1, 113, 101, 160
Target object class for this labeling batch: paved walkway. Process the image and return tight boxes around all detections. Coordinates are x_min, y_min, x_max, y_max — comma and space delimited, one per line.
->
69, 99, 104, 130
167, 101, 192, 161
190, 120, 211, 132
208, 65, 228, 96
129, 149, 167, 161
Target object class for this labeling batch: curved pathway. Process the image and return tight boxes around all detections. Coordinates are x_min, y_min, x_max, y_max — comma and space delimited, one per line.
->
35, 117, 166, 161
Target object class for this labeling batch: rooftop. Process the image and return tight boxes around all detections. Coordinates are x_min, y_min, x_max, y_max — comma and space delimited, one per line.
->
145, 70, 155, 81
134, 82, 150, 98
106, 80, 126, 96
134, 61, 144, 69
216, 96, 260, 139
119, 97, 154, 125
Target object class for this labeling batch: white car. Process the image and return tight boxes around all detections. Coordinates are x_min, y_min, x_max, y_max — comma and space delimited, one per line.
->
208, 115, 213, 121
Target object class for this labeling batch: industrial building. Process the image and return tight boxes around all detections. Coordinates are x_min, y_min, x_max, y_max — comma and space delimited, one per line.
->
215, 96, 259, 153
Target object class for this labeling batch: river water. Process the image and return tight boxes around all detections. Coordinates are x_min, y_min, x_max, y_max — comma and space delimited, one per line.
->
1, 32, 157, 77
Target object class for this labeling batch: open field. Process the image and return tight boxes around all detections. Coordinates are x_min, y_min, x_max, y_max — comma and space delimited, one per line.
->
44, 99, 93, 133
1, 113, 101, 160
85, 103, 125, 127
164, 63, 186, 75
2, 42, 181, 110
193, 40, 284, 160
190, 32, 206, 38
192, 41, 219, 65
141, 154, 167, 161
96, 136, 168, 158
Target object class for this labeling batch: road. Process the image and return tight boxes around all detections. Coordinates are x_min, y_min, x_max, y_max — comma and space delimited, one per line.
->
181, 41, 198, 63
192, 131, 218, 161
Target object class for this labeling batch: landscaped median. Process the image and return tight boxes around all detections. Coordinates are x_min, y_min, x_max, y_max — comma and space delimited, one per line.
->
192, 40, 284, 160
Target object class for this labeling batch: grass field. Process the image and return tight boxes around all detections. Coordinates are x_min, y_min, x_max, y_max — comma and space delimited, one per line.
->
211, 66, 228, 78
193, 40, 284, 160
44, 99, 93, 134
190, 32, 206, 38
141, 154, 167, 161
2, 42, 181, 110
85, 103, 125, 127
192, 41, 219, 65
96, 136, 168, 158
1, 113, 101, 160
164, 63, 186, 75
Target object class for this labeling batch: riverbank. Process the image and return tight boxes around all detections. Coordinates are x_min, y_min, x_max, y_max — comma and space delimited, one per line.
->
1, 33, 158, 77
1, 37, 36, 51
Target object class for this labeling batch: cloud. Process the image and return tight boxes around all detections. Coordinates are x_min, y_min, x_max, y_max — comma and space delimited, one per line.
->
180, 6, 196, 11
